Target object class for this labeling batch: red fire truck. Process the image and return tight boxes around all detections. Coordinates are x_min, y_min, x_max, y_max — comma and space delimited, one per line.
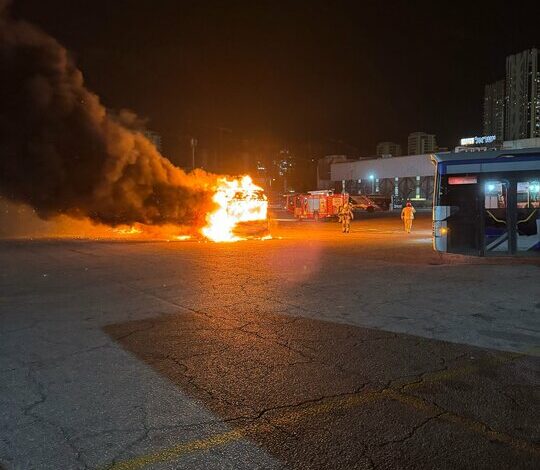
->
284, 190, 349, 221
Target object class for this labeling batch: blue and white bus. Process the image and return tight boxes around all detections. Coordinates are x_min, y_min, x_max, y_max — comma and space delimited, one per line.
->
432, 149, 540, 256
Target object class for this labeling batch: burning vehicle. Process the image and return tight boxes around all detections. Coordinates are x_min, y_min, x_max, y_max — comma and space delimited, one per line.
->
0, 8, 271, 244
202, 176, 269, 242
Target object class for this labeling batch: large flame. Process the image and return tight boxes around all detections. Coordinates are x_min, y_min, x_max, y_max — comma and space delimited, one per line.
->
201, 175, 268, 242
1, 176, 269, 242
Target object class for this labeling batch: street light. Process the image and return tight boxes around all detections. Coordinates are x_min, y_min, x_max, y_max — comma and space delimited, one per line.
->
190, 137, 198, 170
369, 174, 375, 194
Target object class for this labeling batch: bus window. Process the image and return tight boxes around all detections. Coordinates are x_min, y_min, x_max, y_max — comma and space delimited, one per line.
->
516, 181, 540, 252
517, 181, 540, 209
484, 182, 506, 209
484, 181, 509, 253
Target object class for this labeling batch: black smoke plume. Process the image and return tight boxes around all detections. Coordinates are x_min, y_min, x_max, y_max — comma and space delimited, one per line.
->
0, 2, 215, 228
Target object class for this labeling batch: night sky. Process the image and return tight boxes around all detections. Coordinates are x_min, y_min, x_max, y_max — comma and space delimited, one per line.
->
10, 0, 540, 162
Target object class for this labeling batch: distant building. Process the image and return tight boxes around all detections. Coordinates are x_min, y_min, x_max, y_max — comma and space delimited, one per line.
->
329, 138, 540, 204
331, 152, 438, 204
483, 80, 505, 140
144, 130, 163, 153
502, 137, 540, 150
407, 132, 437, 155
317, 155, 353, 190
270, 149, 296, 192
505, 48, 540, 140
376, 142, 402, 157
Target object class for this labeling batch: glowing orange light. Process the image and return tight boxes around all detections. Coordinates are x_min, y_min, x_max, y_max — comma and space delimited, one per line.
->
112, 226, 142, 235
201, 175, 268, 242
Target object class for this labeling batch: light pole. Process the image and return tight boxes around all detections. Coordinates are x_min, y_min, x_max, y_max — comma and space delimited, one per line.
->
190, 137, 198, 170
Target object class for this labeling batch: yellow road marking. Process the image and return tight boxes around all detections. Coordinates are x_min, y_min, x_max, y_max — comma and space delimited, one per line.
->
106, 387, 539, 470
382, 390, 540, 456
106, 428, 246, 470
104, 392, 384, 470
403, 353, 524, 391
440, 411, 540, 456
105, 354, 538, 469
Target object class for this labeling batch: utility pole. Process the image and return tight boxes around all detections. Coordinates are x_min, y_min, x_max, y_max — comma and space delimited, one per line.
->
190, 137, 198, 170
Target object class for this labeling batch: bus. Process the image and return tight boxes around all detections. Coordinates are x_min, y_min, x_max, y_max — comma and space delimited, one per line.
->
432, 149, 540, 256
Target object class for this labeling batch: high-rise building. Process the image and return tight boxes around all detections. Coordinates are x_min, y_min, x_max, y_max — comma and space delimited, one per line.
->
504, 48, 540, 140
376, 141, 402, 157
407, 132, 437, 155
483, 80, 505, 140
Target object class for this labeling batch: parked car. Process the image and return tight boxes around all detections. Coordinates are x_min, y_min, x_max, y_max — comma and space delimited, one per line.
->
349, 195, 382, 212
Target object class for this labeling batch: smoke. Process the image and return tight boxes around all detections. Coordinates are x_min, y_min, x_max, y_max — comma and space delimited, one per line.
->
0, 3, 215, 229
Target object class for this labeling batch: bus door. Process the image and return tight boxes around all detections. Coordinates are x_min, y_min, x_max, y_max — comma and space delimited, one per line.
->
482, 180, 510, 254
443, 177, 481, 255
515, 180, 540, 253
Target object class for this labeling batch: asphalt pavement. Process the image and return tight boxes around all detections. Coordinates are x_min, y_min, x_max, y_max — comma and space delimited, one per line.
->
1, 213, 539, 469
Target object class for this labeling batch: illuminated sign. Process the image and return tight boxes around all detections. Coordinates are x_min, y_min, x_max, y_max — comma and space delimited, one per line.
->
460, 135, 497, 146
448, 176, 477, 185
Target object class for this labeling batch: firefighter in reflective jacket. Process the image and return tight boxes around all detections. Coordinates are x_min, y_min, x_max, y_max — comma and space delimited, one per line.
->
338, 202, 354, 233
401, 201, 416, 233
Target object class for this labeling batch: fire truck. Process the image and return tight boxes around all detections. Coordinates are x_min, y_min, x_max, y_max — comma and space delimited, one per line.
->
284, 190, 349, 221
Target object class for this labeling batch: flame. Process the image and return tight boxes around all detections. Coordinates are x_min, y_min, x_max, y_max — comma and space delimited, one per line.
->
112, 226, 142, 235
201, 175, 268, 242
1, 178, 269, 242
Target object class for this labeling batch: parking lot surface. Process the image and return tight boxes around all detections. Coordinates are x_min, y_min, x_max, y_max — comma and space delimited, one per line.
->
1, 214, 539, 469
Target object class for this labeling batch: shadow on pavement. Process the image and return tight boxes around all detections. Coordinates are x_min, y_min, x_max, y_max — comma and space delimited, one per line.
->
105, 309, 540, 469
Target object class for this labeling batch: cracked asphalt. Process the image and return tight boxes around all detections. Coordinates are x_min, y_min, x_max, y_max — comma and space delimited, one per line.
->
1, 213, 539, 469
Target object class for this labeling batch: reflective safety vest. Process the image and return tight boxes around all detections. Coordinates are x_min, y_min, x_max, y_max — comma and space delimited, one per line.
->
401, 206, 415, 219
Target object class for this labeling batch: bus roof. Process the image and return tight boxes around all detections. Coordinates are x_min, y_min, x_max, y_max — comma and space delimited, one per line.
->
432, 148, 540, 163
432, 148, 540, 175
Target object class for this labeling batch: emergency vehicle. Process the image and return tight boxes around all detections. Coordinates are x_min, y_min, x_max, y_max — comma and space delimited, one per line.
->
284, 190, 349, 221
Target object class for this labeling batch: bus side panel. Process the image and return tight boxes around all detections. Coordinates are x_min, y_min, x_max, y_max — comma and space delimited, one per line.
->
433, 206, 450, 252
432, 166, 447, 252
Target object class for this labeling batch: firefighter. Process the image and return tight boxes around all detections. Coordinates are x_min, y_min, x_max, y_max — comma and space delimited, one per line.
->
338, 201, 354, 233
400, 201, 416, 233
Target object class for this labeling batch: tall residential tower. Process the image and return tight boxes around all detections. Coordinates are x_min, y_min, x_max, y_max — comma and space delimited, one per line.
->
483, 80, 505, 140
504, 48, 540, 140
